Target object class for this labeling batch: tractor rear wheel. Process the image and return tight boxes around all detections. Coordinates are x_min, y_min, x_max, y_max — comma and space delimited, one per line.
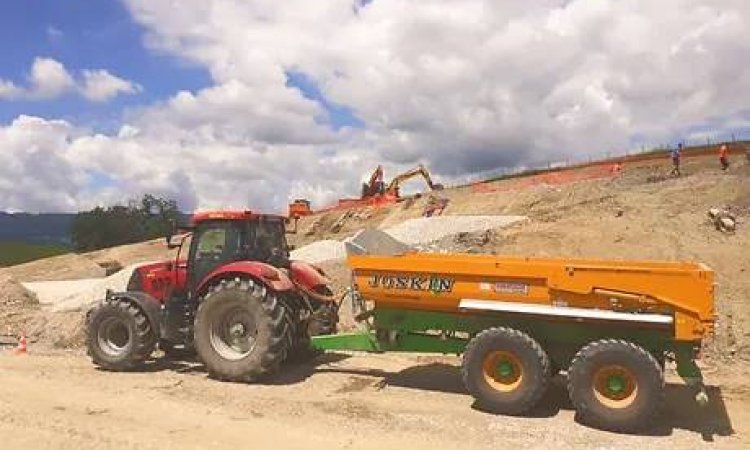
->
194, 278, 288, 381
462, 327, 551, 415
567, 339, 663, 432
86, 298, 157, 370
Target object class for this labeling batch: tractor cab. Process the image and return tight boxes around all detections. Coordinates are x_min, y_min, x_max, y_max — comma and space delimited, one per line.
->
182, 211, 291, 292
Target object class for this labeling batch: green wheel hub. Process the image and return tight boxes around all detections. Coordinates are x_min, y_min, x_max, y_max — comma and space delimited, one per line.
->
606, 375, 625, 394
497, 360, 515, 377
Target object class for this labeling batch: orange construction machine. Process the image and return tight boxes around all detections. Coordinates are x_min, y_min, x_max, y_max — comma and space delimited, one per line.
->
288, 199, 313, 218
361, 164, 443, 199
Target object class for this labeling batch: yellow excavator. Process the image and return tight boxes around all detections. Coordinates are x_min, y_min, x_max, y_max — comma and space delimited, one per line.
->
361, 164, 444, 199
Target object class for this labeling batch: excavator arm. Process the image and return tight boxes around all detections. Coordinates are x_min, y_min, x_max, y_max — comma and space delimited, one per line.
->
385, 164, 444, 195
361, 165, 385, 198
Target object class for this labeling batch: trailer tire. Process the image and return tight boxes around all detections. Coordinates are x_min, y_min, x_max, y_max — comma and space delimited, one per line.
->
462, 327, 551, 415
567, 339, 663, 432
194, 278, 288, 382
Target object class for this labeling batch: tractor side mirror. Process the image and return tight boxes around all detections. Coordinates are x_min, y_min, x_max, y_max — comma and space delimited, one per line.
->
166, 235, 179, 249
165, 219, 178, 248
165, 218, 193, 249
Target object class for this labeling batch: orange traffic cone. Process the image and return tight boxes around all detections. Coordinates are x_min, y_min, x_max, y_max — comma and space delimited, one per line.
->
14, 331, 27, 355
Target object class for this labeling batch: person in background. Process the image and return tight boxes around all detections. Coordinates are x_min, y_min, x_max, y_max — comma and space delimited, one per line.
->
719, 143, 730, 171
670, 143, 682, 177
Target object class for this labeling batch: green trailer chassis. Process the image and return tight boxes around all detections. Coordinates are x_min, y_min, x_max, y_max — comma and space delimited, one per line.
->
311, 308, 706, 395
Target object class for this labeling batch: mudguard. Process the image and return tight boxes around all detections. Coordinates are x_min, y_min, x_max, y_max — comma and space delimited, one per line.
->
104, 290, 163, 338
290, 260, 331, 291
196, 261, 295, 297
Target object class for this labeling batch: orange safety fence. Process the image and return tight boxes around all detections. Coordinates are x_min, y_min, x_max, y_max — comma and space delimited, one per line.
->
471, 163, 622, 194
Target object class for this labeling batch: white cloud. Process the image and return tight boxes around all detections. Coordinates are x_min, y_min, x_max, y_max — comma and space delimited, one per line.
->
0, 116, 87, 212
0, 58, 139, 102
0, 79, 22, 98
2, 0, 750, 213
46, 26, 64, 42
80, 70, 142, 102
26, 57, 76, 99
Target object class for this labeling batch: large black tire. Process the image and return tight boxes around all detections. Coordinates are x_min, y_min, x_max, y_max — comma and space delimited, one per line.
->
287, 290, 338, 363
567, 339, 664, 432
86, 297, 157, 370
462, 327, 551, 415
194, 278, 288, 381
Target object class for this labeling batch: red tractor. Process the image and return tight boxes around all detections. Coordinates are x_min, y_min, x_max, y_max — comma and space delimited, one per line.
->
86, 210, 337, 381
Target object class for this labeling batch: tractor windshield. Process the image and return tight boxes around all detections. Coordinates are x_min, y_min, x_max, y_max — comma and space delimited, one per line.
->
245, 218, 289, 267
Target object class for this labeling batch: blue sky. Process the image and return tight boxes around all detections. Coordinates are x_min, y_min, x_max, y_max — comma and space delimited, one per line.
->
0, 0, 211, 129
0, 1, 362, 133
285, 70, 364, 130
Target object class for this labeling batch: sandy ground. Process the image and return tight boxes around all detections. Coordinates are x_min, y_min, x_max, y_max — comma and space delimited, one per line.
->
0, 348, 748, 450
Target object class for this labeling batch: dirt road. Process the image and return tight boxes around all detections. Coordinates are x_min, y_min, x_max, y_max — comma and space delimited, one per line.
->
1, 349, 747, 449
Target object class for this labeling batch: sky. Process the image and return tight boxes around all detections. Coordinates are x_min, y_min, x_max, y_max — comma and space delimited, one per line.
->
0, 0, 749, 213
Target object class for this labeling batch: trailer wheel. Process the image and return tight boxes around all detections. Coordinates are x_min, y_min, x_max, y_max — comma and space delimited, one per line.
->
462, 327, 550, 415
567, 339, 663, 432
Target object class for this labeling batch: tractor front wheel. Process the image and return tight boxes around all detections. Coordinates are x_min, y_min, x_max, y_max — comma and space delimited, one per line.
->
194, 278, 288, 381
86, 298, 157, 370
462, 327, 551, 415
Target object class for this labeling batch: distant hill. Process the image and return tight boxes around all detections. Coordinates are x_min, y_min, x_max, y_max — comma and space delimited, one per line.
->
0, 212, 75, 245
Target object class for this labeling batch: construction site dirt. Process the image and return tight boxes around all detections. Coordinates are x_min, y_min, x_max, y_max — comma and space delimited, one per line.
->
1, 153, 749, 449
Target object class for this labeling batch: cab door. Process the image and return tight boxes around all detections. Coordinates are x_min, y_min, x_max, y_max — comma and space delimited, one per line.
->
187, 221, 243, 294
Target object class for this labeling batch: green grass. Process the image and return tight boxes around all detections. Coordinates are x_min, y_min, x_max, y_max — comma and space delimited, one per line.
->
0, 241, 71, 267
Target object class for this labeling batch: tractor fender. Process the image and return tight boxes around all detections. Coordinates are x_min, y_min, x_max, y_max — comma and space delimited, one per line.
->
196, 261, 295, 297
289, 260, 331, 291
102, 291, 163, 338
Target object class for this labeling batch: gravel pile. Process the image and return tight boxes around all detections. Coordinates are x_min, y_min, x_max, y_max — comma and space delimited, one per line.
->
345, 228, 412, 256
290, 215, 527, 263
50, 265, 142, 312
0, 274, 38, 307
290, 240, 346, 264
23, 264, 150, 313
0, 274, 39, 338
382, 215, 527, 245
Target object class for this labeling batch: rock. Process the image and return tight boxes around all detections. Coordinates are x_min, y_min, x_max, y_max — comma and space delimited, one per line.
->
719, 217, 736, 232
344, 229, 411, 256
708, 207, 737, 233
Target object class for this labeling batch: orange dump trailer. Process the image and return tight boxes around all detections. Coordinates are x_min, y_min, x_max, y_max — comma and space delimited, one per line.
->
312, 253, 715, 432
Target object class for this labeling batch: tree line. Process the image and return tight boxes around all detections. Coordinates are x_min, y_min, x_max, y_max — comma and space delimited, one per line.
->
71, 194, 182, 252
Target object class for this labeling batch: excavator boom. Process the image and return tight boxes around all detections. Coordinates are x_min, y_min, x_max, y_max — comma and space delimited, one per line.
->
384, 164, 444, 195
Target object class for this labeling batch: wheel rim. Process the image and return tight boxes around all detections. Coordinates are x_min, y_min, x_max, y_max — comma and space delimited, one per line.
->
97, 317, 131, 357
593, 365, 638, 409
209, 306, 258, 361
482, 350, 524, 392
